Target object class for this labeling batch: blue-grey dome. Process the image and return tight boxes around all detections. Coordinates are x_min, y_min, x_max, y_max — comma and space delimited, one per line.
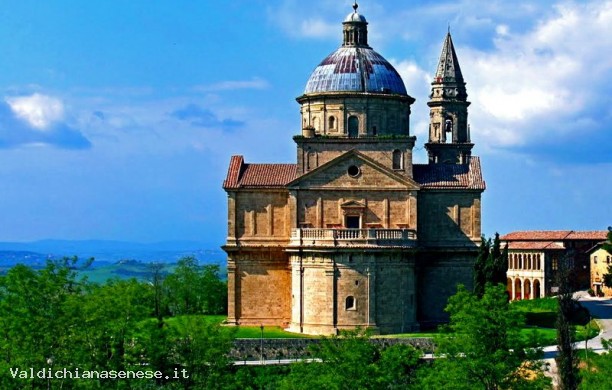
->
304, 47, 407, 95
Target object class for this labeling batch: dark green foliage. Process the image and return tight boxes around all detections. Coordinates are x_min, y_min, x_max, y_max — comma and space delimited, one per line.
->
474, 233, 509, 298
556, 253, 580, 390
417, 284, 550, 389
279, 329, 422, 390
230, 365, 290, 390
473, 238, 490, 298
163, 256, 228, 316
579, 339, 612, 389
0, 256, 235, 389
602, 228, 612, 289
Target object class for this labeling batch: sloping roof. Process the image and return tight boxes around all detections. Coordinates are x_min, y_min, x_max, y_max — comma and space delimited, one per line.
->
502, 231, 607, 241
507, 241, 565, 250
223, 155, 297, 189
413, 157, 485, 190
225, 154, 486, 190
434, 32, 465, 86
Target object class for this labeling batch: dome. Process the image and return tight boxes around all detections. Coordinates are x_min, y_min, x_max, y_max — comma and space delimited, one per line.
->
304, 47, 407, 95
344, 11, 366, 23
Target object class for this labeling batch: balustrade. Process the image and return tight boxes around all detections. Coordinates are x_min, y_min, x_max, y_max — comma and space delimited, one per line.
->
290, 228, 417, 247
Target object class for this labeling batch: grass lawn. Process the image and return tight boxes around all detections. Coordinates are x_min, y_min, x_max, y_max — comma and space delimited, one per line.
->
512, 297, 558, 313
234, 326, 314, 339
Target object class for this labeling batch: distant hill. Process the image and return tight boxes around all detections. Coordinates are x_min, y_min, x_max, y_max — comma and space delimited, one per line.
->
0, 239, 226, 268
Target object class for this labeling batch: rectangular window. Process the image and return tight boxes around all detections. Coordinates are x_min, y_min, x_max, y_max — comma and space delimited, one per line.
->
345, 216, 360, 229
552, 258, 558, 271
607, 256, 611, 264
594, 256, 598, 264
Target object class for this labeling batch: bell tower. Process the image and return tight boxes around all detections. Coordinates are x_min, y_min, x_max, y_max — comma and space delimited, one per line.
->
425, 32, 473, 164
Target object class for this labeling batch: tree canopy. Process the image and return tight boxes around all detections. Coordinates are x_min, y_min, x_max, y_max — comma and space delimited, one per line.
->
418, 284, 550, 389
474, 233, 508, 298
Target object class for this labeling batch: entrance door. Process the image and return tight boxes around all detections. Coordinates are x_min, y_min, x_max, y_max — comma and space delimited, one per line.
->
345, 216, 360, 229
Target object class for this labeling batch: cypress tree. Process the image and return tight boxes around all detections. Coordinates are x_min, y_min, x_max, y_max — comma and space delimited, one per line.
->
555, 252, 580, 390
473, 237, 490, 298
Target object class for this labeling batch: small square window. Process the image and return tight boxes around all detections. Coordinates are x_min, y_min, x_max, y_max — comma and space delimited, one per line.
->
345, 296, 356, 310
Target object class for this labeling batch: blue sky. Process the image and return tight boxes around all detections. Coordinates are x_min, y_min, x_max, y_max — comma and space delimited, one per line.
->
0, 0, 610, 247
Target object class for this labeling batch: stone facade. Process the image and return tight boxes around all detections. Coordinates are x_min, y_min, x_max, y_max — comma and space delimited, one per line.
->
501, 230, 608, 300
590, 246, 612, 297
222, 5, 485, 334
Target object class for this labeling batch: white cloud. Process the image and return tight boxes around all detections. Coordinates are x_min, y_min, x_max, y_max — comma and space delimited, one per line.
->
6, 93, 65, 130
392, 59, 431, 99
297, 18, 337, 38
458, 0, 612, 148
495, 24, 509, 36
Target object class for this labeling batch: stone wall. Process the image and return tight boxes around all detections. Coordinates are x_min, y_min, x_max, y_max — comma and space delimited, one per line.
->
298, 95, 412, 139
288, 251, 418, 335
230, 337, 435, 362
416, 251, 476, 326
296, 137, 415, 177
234, 190, 291, 241
417, 190, 481, 246
227, 248, 291, 326
296, 189, 417, 229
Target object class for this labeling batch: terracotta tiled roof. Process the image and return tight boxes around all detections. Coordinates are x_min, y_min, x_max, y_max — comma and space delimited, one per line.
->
223, 155, 244, 189
566, 231, 609, 240
502, 231, 607, 241
413, 157, 485, 190
506, 241, 565, 250
223, 155, 297, 189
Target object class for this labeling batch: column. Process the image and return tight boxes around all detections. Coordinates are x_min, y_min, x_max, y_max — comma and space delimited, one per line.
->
227, 193, 237, 245
226, 260, 237, 325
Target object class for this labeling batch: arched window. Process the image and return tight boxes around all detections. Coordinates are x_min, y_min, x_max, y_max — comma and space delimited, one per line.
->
348, 116, 359, 138
345, 296, 356, 310
328, 116, 336, 130
392, 149, 403, 170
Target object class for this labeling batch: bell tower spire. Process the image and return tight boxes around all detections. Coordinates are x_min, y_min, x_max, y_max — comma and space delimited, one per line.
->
425, 32, 473, 164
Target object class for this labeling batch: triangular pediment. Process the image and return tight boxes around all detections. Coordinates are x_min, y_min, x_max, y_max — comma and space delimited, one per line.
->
288, 150, 420, 190
341, 200, 365, 208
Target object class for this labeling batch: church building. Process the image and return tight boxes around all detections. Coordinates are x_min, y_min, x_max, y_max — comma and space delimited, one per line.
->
222, 3, 485, 334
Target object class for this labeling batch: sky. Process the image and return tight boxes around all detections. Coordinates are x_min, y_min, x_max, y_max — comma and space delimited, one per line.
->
0, 0, 610, 248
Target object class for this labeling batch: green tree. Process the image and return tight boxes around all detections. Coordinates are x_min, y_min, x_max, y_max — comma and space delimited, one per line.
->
474, 233, 508, 298
602, 227, 612, 289
418, 284, 550, 389
164, 257, 228, 316
579, 339, 612, 389
167, 316, 235, 389
490, 233, 509, 287
0, 258, 87, 388
280, 329, 422, 390
556, 252, 580, 390
375, 343, 422, 389
473, 237, 491, 298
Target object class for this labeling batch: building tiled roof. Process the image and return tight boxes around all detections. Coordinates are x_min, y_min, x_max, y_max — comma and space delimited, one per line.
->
226, 155, 486, 190
413, 157, 485, 190
223, 155, 297, 189
502, 231, 607, 241
506, 241, 565, 250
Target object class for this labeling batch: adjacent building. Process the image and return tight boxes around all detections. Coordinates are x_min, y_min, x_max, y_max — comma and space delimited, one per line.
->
502, 230, 607, 300
589, 244, 612, 297
222, 3, 485, 334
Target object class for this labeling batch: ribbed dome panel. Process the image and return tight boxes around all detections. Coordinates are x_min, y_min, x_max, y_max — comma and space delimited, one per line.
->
304, 47, 407, 95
